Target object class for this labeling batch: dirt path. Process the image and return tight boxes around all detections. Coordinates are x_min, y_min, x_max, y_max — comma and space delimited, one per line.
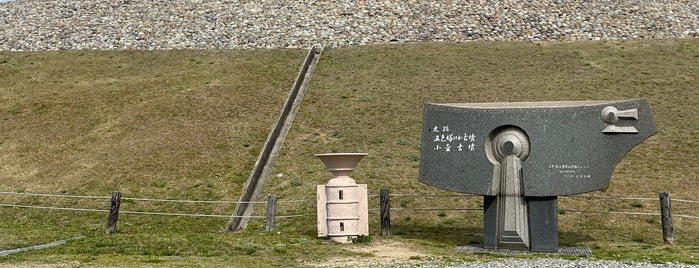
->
304, 239, 435, 267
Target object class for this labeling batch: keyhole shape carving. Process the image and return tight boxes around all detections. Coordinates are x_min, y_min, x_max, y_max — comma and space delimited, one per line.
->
488, 127, 530, 249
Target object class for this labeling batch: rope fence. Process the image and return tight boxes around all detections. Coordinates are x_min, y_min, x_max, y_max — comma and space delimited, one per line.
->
0, 191, 312, 234
1, 189, 698, 241
0, 191, 296, 204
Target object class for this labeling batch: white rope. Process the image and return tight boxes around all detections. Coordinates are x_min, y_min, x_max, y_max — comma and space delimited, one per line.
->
0, 191, 110, 199
0, 203, 262, 218
562, 209, 660, 216
388, 193, 477, 197
276, 199, 314, 204
563, 195, 657, 201
673, 199, 699, 204
121, 197, 241, 204
0, 236, 84, 257
0, 203, 109, 212
118, 210, 244, 218
0, 191, 253, 204
275, 214, 313, 219
391, 208, 482, 211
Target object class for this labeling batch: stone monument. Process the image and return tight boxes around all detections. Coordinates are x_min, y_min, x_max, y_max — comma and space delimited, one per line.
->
419, 99, 656, 252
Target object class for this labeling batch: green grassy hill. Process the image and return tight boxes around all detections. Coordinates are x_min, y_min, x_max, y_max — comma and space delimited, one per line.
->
1, 39, 698, 266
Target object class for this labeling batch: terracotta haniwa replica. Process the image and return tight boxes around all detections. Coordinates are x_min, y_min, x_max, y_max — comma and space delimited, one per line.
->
419, 99, 656, 252
316, 153, 369, 243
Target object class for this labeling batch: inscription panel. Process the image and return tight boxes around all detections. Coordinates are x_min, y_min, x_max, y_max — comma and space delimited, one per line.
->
419, 99, 657, 196
548, 164, 591, 179
429, 125, 478, 153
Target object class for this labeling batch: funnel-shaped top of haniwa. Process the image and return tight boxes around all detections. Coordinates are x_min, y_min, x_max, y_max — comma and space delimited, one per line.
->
315, 153, 368, 180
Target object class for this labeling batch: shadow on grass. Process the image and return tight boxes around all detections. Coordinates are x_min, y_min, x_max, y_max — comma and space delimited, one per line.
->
387, 221, 597, 248
389, 221, 484, 246
559, 231, 596, 246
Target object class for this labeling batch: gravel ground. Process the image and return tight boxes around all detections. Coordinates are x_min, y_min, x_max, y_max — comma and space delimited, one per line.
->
1, 0, 698, 51
426, 258, 699, 268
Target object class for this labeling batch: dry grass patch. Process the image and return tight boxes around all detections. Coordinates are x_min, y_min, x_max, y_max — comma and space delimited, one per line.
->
0, 49, 304, 198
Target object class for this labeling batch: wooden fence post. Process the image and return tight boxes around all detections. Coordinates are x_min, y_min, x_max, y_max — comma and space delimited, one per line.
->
659, 192, 674, 244
266, 194, 277, 232
107, 191, 122, 234
380, 188, 391, 236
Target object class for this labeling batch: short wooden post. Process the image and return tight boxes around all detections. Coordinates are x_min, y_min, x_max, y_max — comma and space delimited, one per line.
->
659, 192, 674, 244
380, 188, 391, 236
266, 194, 277, 232
107, 191, 122, 234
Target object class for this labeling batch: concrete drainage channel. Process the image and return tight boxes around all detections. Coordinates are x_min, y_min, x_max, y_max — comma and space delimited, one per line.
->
225, 45, 323, 232
0, 236, 84, 257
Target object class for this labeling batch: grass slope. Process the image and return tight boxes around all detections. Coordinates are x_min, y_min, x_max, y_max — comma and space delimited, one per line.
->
1, 39, 698, 266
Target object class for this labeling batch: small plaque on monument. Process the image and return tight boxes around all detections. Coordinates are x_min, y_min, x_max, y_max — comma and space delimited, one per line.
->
419, 99, 656, 252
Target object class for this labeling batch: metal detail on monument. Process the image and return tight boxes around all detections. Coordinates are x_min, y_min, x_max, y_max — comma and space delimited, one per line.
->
419, 99, 657, 252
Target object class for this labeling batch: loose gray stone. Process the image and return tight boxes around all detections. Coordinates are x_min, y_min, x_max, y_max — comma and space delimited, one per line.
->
1, 0, 698, 51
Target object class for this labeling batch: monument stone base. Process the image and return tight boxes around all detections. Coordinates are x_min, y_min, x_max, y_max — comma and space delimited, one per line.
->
483, 196, 559, 252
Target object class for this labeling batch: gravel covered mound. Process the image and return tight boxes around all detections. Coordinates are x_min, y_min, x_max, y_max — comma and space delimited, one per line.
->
1, 0, 698, 50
